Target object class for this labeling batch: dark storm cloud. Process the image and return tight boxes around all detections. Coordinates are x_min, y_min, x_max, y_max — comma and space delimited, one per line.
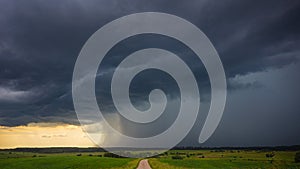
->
0, 0, 299, 146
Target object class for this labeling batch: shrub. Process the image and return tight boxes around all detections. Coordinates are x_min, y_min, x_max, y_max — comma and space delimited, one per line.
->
172, 155, 184, 160
295, 152, 300, 163
103, 152, 123, 158
266, 153, 275, 158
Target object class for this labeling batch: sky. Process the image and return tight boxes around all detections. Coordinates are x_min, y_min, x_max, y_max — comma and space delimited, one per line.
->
0, 0, 299, 148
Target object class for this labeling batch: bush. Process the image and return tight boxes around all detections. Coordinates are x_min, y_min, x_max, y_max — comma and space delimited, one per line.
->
295, 152, 300, 163
103, 152, 123, 158
172, 155, 184, 160
266, 153, 275, 158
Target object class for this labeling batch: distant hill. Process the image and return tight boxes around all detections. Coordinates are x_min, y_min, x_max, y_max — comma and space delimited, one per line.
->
1, 145, 299, 153
0, 147, 105, 153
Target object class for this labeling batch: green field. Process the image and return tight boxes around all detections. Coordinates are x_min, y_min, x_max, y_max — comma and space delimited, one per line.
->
0, 152, 139, 169
149, 150, 300, 169
1, 149, 300, 169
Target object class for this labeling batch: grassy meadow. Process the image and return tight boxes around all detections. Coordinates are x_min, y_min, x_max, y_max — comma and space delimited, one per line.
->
0, 151, 139, 169
0, 148, 300, 168
149, 150, 300, 169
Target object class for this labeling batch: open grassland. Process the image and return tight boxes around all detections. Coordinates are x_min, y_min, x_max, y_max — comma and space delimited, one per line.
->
1, 149, 300, 169
0, 151, 139, 169
149, 150, 300, 169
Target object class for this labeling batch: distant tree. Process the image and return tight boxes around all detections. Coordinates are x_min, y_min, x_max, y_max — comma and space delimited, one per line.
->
295, 152, 300, 163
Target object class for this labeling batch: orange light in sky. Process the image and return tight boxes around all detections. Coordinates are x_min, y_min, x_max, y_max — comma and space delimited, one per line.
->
0, 122, 96, 149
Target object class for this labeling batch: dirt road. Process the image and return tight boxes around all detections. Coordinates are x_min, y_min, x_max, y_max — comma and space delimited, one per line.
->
137, 159, 152, 169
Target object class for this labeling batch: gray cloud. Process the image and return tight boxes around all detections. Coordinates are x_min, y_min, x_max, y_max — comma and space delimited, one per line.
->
0, 0, 299, 146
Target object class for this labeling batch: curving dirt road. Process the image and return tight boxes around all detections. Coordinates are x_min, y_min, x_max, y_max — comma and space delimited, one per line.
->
137, 159, 152, 169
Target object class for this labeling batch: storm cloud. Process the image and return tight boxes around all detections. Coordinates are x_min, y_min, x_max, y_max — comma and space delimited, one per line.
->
0, 0, 299, 146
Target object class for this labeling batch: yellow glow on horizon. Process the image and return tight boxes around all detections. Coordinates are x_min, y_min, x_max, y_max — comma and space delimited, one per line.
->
0, 123, 96, 149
